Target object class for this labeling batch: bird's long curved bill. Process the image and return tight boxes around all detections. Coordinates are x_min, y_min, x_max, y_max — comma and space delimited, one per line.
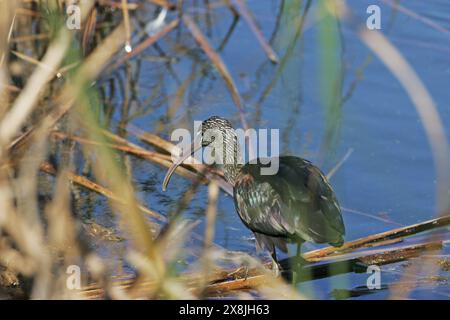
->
162, 140, 202, 191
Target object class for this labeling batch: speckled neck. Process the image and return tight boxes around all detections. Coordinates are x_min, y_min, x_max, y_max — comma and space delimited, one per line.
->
216, 131, 243, 186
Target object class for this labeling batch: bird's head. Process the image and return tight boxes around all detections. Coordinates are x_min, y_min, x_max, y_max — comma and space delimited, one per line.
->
162, 116, 237, 191
199, 116, 234, 147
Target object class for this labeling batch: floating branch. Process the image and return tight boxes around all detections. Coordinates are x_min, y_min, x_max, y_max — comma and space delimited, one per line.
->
304, 214, 450, 260
204, 241, 443, 296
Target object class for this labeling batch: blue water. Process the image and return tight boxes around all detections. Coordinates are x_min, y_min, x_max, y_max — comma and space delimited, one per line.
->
97, 0, 450, 299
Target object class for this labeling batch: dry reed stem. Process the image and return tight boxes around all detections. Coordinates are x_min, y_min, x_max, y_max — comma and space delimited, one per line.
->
304, 215, 450, 260
148, 0, 176, 10
82, 7, 98, 54
199, 180, 219, 292
121, 0, 132, 50
76, 239, 443, 299
231, 0, 279, 63
111, 19, 180, 70
8, 21, 128, 153
204, 181, 219, 250
326, 148, 353, 179
0, 4, 15, 67
182, 14, 249, 131
380, 0, 450, 36
0, 29, 71, 148
1, 0, 97, 148
39, 160, 166, 222
206, 241, 443, 295
339, 1, 450, 298
51, 130, 203, 184
336, 1, 450, 215
127, 125, 233, 195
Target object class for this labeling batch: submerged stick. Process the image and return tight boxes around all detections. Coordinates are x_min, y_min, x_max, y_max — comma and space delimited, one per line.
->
304, 214, 450, 260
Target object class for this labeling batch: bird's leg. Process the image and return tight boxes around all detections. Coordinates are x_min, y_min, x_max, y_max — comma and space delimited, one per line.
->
295, 242, 307, 265
270, 247, 281, 277
240, 261, 250, 281
292, 242, 306, 284
244, 265, 249, 281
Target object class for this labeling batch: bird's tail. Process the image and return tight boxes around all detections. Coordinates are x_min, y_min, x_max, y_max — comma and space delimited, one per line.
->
329, 235, 344, 247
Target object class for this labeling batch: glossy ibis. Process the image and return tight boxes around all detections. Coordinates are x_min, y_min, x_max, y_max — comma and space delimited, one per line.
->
162, 116, 345, 275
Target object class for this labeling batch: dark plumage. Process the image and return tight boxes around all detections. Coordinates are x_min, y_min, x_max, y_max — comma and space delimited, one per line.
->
162, 116, 345, 273
234, 157, 344, 254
